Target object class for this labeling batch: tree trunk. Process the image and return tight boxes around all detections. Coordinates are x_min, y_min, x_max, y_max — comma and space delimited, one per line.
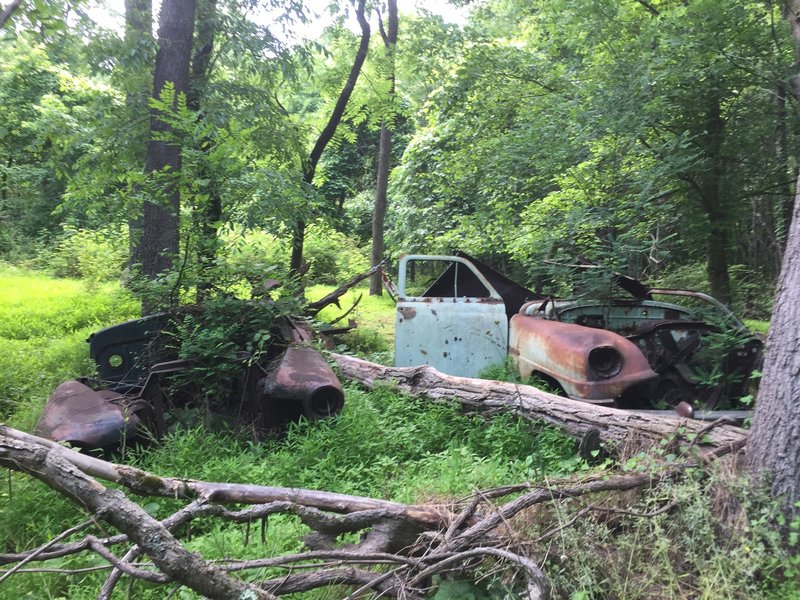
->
0, 0, 21, 28
698, 90, 732, 304
289, 0, 370, 276
369, 0, 398, 296
747, 178, 800, 518
124, 0, 153, 270
187, 0, 221, 300
331, 354, 747, 454
141, 0, 197, 307
705, 213, 731, 305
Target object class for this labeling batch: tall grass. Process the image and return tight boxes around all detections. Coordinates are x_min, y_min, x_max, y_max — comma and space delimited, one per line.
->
0, 266, 138, 425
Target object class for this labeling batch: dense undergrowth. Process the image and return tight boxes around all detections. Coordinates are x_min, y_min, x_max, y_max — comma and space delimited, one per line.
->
0, 267, 796, 599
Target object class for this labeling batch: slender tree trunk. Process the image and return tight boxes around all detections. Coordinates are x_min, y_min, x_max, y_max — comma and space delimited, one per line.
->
784, 0, 800, 238
370, 125, 391, 295
705, 211, 731, 304
125, 0, 153, 270
289, 0, 370, 276
141, 0, 197, 309
187, 0, 220, 300
1, 156, 11, 205
369, 0, 398, 296
699, 90, 731, 304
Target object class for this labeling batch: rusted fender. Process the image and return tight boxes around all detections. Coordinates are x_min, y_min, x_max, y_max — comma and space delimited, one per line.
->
35, 380, 141, 449
261, 346, 345, 420
509, 315, 657, 403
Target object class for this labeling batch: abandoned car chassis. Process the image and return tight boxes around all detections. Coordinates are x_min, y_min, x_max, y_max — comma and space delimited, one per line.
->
36, 313, 344, 450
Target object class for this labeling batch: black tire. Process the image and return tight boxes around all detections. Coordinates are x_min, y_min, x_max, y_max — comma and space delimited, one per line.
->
650, 373, 690, 410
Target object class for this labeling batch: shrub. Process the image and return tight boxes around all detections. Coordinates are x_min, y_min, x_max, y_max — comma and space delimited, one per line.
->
37, 226, 128, 287
221, 225, 369, 290
304, 224, 370, 285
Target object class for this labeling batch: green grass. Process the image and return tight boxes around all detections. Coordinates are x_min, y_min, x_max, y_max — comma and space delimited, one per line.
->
744, 319, 769, 335
0, 265, 138, 425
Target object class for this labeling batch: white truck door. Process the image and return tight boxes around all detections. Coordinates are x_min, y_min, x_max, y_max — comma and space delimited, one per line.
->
395, 255, 508, 377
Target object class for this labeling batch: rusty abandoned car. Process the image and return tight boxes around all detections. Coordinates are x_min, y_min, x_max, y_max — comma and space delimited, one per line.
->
38, 254, 761, 450
36, 311, 345, 451
395, 254, 762, 416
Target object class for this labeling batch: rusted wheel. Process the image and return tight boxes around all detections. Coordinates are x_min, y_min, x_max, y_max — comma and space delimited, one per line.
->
650, 373, 690, 409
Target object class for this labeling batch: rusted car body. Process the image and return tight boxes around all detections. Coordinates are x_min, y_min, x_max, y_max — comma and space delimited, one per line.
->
509, 313, 656, 404
395, 254, 761, 411
532, 289, 762, 409
36, 314, 344, 451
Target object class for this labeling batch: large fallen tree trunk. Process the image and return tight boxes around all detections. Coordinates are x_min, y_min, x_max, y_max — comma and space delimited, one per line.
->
0, 425, 551, 598
330, 354, 747, 454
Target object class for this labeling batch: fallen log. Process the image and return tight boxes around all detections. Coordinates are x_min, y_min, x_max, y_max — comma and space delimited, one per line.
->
330, 354, 748, 453
0, 425, 450, 528
0, 424, 551, 599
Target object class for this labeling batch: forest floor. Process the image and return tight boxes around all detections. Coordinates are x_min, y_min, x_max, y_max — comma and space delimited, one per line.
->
0, 269, 794, 600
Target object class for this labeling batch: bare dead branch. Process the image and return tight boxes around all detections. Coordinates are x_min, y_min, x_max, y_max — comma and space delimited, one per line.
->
327, 292, 363, 326
0, 425, 451, 527
98, 544, 141, 600
410, 546, 550, 599
0, 433, 276, 599
0, 518, 94, 584
260, 566, 408, 598
535, 497, 680, 542
85, 536, 167, 583
448, 472, 656, 550
305, 263, 383, 316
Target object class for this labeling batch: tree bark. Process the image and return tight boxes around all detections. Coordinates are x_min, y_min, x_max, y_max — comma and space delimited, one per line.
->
330, 354, 748, 453
699, 90, 731, 305
289, 0, 370, 275
370, 0, 398, 296
746, 178, 800, 518
141, 0, 197, 302
125, 0, 153, 270
0, 425, 451, 527
0, 0, 21, 28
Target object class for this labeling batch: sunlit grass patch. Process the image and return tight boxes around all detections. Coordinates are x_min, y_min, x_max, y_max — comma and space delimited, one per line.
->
0, 267, 138, 339
744, 319, 769, 335
0, 267, 137, 422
